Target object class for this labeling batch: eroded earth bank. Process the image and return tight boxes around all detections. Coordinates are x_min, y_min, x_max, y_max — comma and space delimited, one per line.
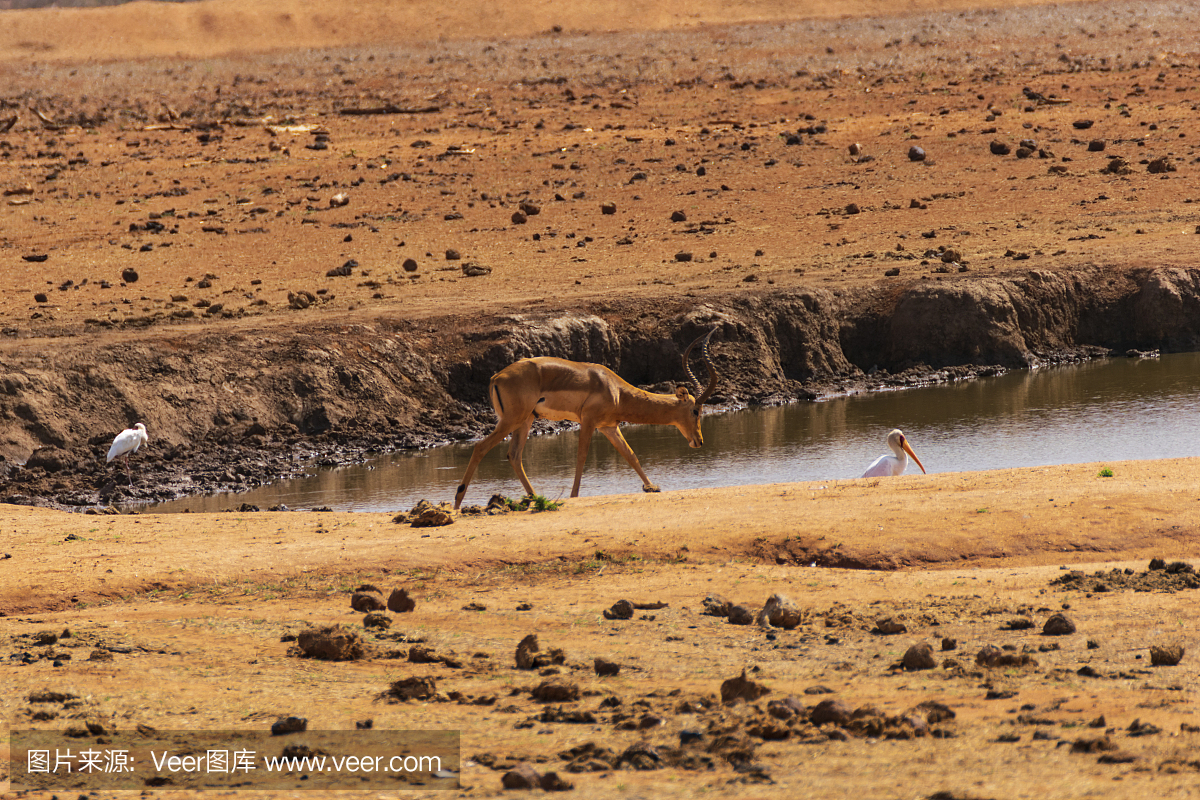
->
2, 266, 1200, 509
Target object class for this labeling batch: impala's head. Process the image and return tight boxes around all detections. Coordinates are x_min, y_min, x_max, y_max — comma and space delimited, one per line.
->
676, 327, 720, 448
672, 385, 705, 448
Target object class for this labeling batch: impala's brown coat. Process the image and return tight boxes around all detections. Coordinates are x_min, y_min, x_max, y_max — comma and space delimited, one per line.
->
453, 332, 718, 509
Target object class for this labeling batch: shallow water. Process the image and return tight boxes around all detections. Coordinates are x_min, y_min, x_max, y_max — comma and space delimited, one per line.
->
148, 352, 1200, 513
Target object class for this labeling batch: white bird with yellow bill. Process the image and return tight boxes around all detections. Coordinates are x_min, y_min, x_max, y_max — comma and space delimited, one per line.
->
860, 429, 926, 478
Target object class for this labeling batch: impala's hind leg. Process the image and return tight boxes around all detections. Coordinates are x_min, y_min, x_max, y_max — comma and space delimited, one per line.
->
506, 416, 538, 499
454, 422, 523, 509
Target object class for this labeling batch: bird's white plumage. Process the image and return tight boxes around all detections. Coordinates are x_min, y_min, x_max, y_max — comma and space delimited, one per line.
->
107, 423, 148, 463
860, 429, 925, 478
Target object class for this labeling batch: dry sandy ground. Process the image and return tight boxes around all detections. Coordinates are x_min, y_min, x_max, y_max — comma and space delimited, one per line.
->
3, 0, 1200, 796
4, 460, 1200, 798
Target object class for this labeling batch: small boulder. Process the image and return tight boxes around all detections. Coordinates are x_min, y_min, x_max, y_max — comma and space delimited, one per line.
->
1042, 613, 1076, 636
385, 676, 437, 701
296, 625, 367, 661
270, 716, 307, 736
902, 642, 937, 671
594, 658, 620, 677
388, 588, 416, 613
351, 592, 386, 612
757, 594, 804, 630
1150, 644, 1185, 666
720, 669, 770, 704
603, 600, 634, 620
701, 593, 732, 617
809, 699, 851, 726
727, 605, 755, 625
501, 763, 542, 790
531, 680, 580, 703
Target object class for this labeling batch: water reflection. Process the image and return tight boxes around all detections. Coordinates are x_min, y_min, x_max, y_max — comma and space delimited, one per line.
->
148, 353, 1200, 514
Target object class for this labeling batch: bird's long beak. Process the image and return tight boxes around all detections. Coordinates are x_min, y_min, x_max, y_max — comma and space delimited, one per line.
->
901, 438, 926, 474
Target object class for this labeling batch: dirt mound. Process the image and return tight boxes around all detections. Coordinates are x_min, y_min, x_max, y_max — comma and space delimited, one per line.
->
1050, 560, 1200, 593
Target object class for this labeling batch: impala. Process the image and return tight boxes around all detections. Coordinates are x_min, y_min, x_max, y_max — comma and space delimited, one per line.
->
453, 328, 720, 509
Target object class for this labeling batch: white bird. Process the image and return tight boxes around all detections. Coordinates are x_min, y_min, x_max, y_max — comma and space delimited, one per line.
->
107, 423, 149, 484
860, 429, 926, 478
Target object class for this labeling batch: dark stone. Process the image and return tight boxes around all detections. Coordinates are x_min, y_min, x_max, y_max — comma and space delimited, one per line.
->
1042, 613, 1076, 636
271, 716, 307, 735
387, 588, 416, 613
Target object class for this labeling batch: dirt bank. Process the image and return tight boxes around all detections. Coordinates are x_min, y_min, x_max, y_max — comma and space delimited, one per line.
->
1, 265, 1197, 508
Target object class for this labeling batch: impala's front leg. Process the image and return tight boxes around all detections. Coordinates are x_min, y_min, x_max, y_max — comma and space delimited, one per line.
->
599, 425, 660, 493
571, 423, 596, 497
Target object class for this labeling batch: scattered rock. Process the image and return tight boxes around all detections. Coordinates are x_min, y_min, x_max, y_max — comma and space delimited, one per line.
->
387, 588, 416, 613
766, 697, 806, 720
1147, 156, 1176, 174
271, 716, 307, 735
727, 605, 755, 625
1087, 139, 1105, 152
287, 290, 317, 309
501, 763, 543, 790
511, 211, 527, 224
461, 263, 492, 277
720, 669, 770, 703
902, 642, 937, 670
1042, 613, 1076, 636
912, 700, 956, 724
351, 591, 386, 612
976, 645, 1037, 669
385, 676, 437, 701
603, 599, 634, 620
121, 267, 139, 283
594, 658, 620, 676
670, 210, 687, 222
296, 625, 368, 661
600, 202, 617, 215
402, 257, 419, 272
757, 594, 803, 629
989, 140, 1011, 156
531, 680, 580, 702
363, 612, 391, 629
516, 634, 565, 670
907, 145, 926, 162
873, 617, 907, 635
393, 499, 455, 527
329, 192, 349, 207
539, 771, 574, 792
809, 699, 851, 726
674, 251, 693, 262
1150, 644, 1184, 666
1072, 119, 1095, 129
326, 259, 355, 277
701, 593, 733, 617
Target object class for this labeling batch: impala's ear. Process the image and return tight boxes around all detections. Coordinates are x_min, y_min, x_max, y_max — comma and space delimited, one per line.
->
675, 385, 690, 400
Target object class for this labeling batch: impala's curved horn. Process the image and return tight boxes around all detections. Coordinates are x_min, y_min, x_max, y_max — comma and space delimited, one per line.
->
681, 327, 719, 408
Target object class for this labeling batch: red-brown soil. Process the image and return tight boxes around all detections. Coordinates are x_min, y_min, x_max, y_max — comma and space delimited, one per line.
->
3, 0, 1200, 796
